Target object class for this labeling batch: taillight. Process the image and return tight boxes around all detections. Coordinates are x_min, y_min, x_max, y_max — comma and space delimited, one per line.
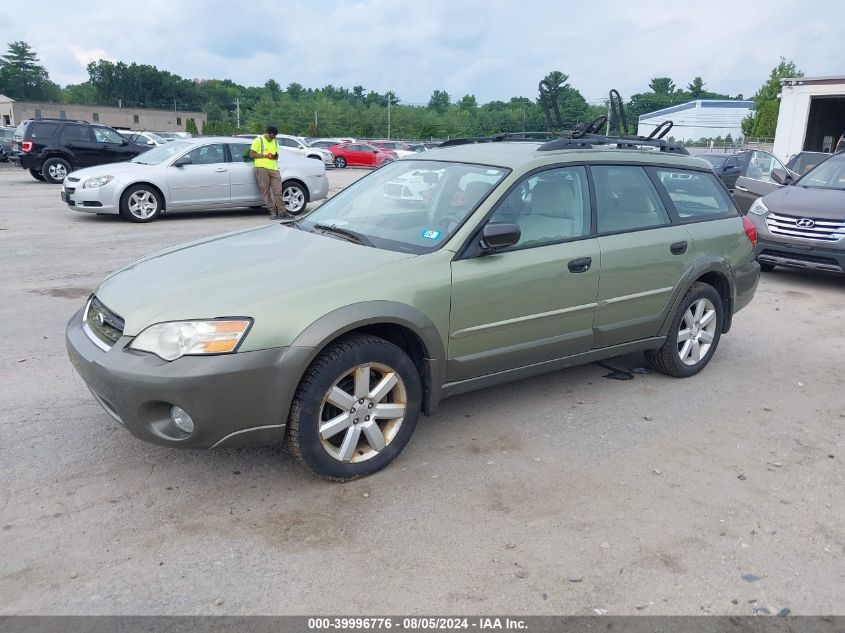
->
742, 216, 758, 247
21, 141, 32, 152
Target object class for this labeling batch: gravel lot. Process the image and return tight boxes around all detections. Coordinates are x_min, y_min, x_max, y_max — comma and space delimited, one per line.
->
0, 162, 843, 615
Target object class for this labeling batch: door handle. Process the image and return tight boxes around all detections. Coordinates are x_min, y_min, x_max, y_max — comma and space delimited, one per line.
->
735, 185, 749, 192
670, 241, 688, 255
215, 167, 228, 172
567, 257, 592, 273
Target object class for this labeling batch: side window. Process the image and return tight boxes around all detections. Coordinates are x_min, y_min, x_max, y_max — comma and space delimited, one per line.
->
60, 125, 92, 143
182, 143, 226, 165
724, 157, 738, 169
593, 165, 670, 233
228, 143, 252, 162
93, 127, 125, 144
280, 137, 297, 147
654, 169, 737, 219
489, 166, 591, 247
29, 123, 58, 140
743, 150, 786, 184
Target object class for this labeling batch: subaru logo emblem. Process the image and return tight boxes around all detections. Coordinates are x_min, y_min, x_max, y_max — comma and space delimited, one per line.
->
796, 218, 815, 228
95, 312, 105, 327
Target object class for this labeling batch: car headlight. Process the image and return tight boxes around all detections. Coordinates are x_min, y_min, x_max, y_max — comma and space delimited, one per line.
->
83, 175, 114, 189
129, 319, 252, 361
748, 198, 769, 216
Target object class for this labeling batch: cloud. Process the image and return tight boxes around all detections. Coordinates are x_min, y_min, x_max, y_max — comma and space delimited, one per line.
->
0, 0, 843, 105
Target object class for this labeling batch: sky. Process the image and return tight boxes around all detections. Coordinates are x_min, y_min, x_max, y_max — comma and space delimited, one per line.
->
2, 0, 844, 105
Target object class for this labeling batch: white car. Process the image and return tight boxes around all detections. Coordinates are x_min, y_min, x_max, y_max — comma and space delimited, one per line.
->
276, 134, 335, 166
60, 136, 328, 222
117, 130, 168, 147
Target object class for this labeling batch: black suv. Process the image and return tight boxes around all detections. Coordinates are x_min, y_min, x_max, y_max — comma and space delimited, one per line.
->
11, 119, 151, 184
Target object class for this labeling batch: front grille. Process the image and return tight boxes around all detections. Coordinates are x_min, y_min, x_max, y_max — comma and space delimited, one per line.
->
67, 177, 81, 183
84, 296, 125, 349
65, 187, 76, 194
765, 212, 845, 242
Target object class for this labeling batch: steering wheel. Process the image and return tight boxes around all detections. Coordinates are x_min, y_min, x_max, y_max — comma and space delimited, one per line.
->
434, 210, 465, 233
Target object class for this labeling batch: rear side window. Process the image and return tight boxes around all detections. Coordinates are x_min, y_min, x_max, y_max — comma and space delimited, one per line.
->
61, 125, 92, 143
654, 169, 737, 219
29, 123, 58, 140
592, 165, 670, 233
228, 143, 251, 162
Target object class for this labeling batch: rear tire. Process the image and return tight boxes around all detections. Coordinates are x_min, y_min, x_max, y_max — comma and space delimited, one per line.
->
119, 184, 163, 223
29, 169, 46, 182
286, 334, 421, 481
334, 156, 347, 168
41, 158, 71, 184
645, 282, 723, 378
759, 263, 776, 272
282, 180, 309, 214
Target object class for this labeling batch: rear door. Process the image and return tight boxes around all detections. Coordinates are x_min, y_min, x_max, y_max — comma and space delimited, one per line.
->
733, 150, 788, 212
166, 143, 230, 207
60, 124, 98, 168
591, 165, 695, 348
227, 142, 263, 206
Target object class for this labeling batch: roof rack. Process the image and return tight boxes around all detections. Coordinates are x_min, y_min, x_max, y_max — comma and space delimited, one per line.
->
438, 132, 556, 148
438, 88, 688, 155
27, 117, 89, 124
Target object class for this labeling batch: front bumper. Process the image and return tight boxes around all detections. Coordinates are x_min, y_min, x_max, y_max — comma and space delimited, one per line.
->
61, 179, 120, 214
755, 238, 845, 274
65, 305, 313, 448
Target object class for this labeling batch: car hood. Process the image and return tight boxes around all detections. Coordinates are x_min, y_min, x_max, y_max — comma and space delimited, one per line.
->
95, 224, 415, 338
67, 161, 157, 181
763, 185, 845, 220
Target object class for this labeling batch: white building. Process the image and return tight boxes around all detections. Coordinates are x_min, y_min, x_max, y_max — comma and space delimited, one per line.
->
773, 76, 845, 161
637, 100, 753, 142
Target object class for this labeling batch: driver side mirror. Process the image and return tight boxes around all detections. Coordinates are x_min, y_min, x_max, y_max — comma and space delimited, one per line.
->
771, 167, 794, 185
173, 155, 192, 167
480, 222, 521, 252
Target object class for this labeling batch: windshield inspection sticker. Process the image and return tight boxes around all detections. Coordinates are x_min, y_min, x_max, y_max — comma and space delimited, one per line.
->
421, 229, 442, 240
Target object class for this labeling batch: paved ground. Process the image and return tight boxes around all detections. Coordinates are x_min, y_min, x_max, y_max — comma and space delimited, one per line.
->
0, 163, 843, 615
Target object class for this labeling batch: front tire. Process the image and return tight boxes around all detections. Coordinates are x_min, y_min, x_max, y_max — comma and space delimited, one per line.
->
645, 282, 723, 378
286, 334, 422, 481
41, 158, 71, 184
282, 180, 309, 215
334, 156, 347, 168
29, 169, 46, 182
119, 185, 163, 223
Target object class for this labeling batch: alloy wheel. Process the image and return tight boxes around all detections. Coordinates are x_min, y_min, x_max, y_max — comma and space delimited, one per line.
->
127, 190, 159, 220
283, 185, 305, 213
48, 163, 67, 180
677, 298, 718, 366
318, 362, 407, 463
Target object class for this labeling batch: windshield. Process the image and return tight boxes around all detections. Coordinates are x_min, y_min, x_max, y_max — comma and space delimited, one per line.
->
131, 141, 191, 165
299, 160, 509, 254
699, 155, 726, 167
798, 155, 845, 190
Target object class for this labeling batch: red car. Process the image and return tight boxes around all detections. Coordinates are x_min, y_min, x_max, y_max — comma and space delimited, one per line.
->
329, 142, 395, 168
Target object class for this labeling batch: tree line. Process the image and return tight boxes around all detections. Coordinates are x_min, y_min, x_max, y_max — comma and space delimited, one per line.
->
0, 40, 799, 141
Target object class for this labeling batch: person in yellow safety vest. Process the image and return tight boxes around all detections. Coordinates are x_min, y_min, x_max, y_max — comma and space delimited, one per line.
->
250, 126, 292, 220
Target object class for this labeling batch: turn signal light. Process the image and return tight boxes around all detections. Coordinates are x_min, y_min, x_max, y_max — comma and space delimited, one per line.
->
742, 216, 758, 247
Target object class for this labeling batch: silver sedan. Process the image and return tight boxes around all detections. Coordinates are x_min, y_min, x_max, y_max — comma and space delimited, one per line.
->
60, 137, 329, 222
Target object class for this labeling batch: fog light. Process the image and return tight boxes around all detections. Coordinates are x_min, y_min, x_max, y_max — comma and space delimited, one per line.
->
170, 406, 194, 434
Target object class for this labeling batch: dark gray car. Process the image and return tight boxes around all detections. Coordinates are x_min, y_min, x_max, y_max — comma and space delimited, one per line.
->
698, 153, 745, 191
733, 149, 800, 213
745, 152, 845, 274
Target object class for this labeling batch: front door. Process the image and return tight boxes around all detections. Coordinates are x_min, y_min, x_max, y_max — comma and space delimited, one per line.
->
448, 166, 600, 382
92, 126, 137, 164
733, 150, 789, 212
166, 143, 230, 208
590, 165, 695, 348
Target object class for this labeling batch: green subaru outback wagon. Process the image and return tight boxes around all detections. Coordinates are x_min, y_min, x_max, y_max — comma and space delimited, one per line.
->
66, 135, 760, 480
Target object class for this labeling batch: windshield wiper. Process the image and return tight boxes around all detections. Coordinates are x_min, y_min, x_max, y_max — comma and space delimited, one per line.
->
313, 223, 374, 247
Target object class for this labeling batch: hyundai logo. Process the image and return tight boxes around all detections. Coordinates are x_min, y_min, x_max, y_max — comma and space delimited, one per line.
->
796, 218, 815, 228
95, 312, 105, 327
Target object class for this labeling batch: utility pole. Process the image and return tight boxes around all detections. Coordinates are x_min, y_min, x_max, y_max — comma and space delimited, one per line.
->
314, 110, 318, 130
387, 95, 392, 140
118, 99, 122, 108
235, 97, 240, 130
522, 104, 526, 132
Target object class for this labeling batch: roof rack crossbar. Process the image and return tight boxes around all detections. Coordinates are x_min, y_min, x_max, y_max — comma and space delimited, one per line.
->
537, 133, 688, 154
